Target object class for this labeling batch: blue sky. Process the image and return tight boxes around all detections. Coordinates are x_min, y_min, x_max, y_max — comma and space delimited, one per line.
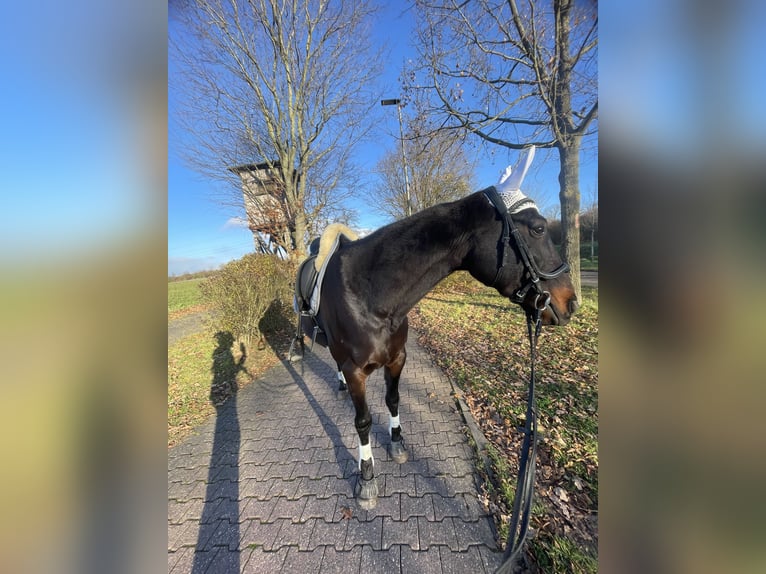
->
168, 3, 597, 276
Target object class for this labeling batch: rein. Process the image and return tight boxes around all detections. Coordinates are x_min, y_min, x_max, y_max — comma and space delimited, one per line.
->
481, 186, 568, 572
496, 307, 543, 574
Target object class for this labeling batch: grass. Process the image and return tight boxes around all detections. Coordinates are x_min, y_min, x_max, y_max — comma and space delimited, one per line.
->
580, 257, 598, 271
409, 271, 598, 572
168, 278, 209, 317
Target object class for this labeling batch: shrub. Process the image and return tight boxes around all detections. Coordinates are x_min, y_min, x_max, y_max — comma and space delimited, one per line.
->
200, 254, 294, 345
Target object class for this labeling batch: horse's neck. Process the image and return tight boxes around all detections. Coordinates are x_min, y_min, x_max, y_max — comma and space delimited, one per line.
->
351, 194, 492, 317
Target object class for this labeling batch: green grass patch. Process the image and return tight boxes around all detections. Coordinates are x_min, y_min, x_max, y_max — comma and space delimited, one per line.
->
410, 271, 598, 571
580, 257, 598, 271
168, 278, 207, 314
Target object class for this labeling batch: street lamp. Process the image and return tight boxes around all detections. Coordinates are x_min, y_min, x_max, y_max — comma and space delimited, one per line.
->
381, 98, 412, 217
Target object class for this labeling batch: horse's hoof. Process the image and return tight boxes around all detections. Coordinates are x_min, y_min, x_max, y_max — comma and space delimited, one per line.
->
338, 382, 347, 392
356, 476, 379, 509
389, 439, 408, 464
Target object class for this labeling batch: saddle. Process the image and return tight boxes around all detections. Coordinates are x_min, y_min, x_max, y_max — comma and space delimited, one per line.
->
294, 223, 358, 317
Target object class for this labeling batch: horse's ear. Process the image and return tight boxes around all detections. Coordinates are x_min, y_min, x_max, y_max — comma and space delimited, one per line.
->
504, 146, 536, 191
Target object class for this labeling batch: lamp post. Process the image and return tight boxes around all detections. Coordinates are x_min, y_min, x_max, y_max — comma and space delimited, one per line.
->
380, 98, 412, 217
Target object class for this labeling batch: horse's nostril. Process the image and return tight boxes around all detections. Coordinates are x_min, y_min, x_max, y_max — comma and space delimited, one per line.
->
568, 299, 579, 315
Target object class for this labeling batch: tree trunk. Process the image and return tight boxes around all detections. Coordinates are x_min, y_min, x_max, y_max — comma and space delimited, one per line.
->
291, 209, 308, 260
558, 139, 582, 302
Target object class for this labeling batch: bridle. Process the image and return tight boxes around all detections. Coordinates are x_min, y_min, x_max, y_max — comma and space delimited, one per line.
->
482, 186, 569, 572
483, 185, 570, 313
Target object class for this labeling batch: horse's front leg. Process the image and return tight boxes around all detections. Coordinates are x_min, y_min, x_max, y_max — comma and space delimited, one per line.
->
343, 363, 378, 509
336, 363, 347, 391
385, 348, 409, 464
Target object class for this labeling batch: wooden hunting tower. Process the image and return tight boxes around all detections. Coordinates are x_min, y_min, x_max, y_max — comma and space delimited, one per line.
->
230, 160, 288, 234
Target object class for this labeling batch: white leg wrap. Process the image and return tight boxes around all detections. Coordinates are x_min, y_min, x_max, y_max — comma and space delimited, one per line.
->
337, 371, 346, 383
389, 414, 400, 436
358, 442, 373, 470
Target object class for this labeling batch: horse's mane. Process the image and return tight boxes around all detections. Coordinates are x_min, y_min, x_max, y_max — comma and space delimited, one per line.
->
316, 223, 358, 269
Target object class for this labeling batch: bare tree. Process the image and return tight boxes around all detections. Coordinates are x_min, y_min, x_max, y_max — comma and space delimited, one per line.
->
170, 0, 382, 258
408, 0, 597, 299
373, 116, 474, 220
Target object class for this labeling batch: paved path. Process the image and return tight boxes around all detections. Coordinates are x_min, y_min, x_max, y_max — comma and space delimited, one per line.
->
581, 270, 598, 288
168, 339, 503, 573
169, 311, 209, 347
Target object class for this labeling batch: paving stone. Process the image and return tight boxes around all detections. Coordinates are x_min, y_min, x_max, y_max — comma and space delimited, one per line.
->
272, 518, 316, 551
267, 496, 308, 523
240, 518, 284, 552
190, 548, 223, 573
452, 517, 496, 551
300, 495, 338, 522
361, 491, 401, 521
290, 460, 323, 478
384, 473, 416, 497
319, 546, 362, 572
282, 546, 324, 574
168, 500, 190, 525
418, 517, 458, 551
401, 493, 435, 521
344, 516, 383, 550
203, 518, 242, 552
239, 497, 278, 522
415, 474, 449, 497
241, 546, 288, 573
168, 521, 191, 552
323, 476, 355, 498
432, 494, 470, 521
360, 544, 401, 573
239, 478, 275, 500
382, 516, 419, 551
308, 519, 348, 551
293, 476, 333, 499
266, 478, 301, 499
440, 545, 488, 574
170, 546, 213, 574
478, 545, 505, 573
167, 548, 183, 572
168, 465, 209, 484
203, 547, 241, 573
400, 545, 442, 574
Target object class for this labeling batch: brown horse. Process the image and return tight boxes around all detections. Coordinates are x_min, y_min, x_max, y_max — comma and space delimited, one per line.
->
292, 157, 577, 508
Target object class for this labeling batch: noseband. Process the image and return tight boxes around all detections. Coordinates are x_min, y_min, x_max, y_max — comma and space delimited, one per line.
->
483, 186, 569, 312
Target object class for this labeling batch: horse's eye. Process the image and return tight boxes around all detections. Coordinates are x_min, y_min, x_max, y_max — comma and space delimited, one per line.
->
531, 225, 545, 237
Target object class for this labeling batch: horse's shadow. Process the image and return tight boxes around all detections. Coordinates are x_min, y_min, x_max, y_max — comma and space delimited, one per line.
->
259, 301, 357, 492
257, 301, 471, 516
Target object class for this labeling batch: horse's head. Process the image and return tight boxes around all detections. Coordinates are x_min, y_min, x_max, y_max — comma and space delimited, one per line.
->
495, 207, 578, 326
473, 147, 578, 326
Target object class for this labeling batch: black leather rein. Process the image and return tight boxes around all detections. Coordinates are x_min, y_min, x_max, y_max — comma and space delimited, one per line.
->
481, 186, 569, 572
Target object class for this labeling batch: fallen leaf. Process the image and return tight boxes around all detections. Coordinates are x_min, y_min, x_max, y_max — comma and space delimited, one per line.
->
340, 506, 353, 520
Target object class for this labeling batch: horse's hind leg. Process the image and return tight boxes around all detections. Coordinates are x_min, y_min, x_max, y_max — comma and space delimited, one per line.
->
343, 363, 378, 509
385, 348, 408, 464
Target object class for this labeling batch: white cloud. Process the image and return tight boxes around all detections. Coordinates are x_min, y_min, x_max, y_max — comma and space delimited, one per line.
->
223, 217, 249, 229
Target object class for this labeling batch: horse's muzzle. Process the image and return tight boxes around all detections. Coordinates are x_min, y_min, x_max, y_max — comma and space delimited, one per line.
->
541, 295, 578, 326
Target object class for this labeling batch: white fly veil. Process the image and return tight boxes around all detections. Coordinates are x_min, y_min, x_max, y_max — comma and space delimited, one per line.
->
496, 146, 538, 214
